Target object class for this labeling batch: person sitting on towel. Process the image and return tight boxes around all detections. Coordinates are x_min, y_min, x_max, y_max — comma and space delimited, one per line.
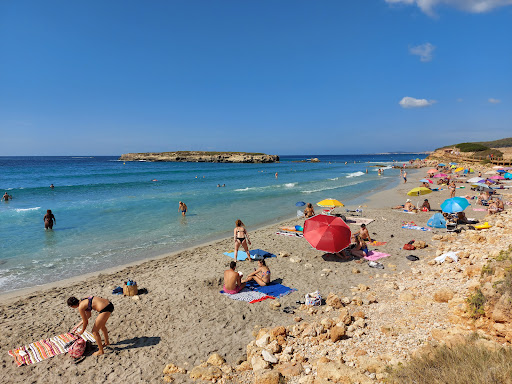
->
242, 259, 271, 286
421, 199, 431, 211
223, 261, 245, 294
350, 234, 369, 258
303, 203, 315, 218
354, 224, 372, 242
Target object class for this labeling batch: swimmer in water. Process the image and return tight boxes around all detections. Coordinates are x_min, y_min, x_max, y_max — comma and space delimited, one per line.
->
50, 184, 54, 189
2, 192, 12, 201
44, 209, 56, 230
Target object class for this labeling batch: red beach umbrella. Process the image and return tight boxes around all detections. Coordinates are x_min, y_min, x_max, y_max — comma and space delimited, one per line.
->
303, 215, 352, 253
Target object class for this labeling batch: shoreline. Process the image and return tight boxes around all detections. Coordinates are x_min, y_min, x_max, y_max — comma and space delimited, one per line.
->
0, 167, 417, 302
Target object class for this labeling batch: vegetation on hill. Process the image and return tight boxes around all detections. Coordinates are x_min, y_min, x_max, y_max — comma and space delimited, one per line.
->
477, 137, 512, 148
454, 143, 489, 152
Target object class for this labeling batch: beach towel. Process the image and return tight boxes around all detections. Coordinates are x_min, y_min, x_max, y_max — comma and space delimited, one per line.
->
472, 208, 487, 212
223, 249, 277, 261
402, 224, 431, 231
345, 217, 374, 225
364, 251, 390, 261
275, 231, 304, 238
369, 241, 387, 246
280, 226, 303, 233
247, 281, 297, 298
220, 288, 273, 303
8, 331, 95, 367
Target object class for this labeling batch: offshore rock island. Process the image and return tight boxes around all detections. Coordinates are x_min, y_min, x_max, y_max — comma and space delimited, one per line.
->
119, 151, 279, 163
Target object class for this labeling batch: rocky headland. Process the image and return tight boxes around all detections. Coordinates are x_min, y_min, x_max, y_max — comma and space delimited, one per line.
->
119, 151, 279, 163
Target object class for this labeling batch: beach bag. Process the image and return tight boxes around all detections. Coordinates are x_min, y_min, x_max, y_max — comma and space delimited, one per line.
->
403, 244, 416, 250
68, 337, 86, 358
305, 291, 322, 306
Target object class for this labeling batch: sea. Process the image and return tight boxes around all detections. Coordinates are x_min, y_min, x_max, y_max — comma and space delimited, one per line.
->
0, 154, 427, 293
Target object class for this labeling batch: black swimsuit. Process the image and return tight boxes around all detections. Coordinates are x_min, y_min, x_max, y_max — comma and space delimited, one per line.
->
236, 229, 246, 243
81, 296, 114, 314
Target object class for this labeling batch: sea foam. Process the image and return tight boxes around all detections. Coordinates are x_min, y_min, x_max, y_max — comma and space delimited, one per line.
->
346, 171, 365, 178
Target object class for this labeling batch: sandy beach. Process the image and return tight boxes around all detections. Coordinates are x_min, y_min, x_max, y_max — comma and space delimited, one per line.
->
0, 166, 502, 383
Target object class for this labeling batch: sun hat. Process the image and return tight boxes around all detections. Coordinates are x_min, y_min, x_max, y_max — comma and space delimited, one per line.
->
406, 199, 411, 202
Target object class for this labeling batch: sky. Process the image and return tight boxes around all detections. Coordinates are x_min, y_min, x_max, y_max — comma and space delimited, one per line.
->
0, 0, 511, 156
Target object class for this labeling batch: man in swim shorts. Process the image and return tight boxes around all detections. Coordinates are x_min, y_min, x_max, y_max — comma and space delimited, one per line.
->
355, 224, 372, 242
223, 261, 245, 294
2, 192, 12, 201
178, 201, 187, 216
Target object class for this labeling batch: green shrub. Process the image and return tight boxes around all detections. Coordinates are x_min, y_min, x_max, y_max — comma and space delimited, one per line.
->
466, 289, 486, 318
388, 337, 512, 384
455, 143, 489, 152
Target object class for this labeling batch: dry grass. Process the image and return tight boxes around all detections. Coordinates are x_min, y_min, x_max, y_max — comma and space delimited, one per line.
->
388, 338, 512, 384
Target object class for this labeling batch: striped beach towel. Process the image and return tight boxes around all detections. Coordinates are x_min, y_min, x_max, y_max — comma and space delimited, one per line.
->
8, 331, 95, 367
275, 231, 304, 238
220, 288, 273, 303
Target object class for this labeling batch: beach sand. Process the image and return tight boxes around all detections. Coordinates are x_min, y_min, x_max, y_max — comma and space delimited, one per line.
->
0, 168, 491, 383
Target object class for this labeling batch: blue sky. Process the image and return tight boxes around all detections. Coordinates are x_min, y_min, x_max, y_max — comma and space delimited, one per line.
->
1, 0, 511, 155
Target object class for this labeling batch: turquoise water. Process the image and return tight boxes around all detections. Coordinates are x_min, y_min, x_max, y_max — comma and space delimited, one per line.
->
0, 154, 426, 292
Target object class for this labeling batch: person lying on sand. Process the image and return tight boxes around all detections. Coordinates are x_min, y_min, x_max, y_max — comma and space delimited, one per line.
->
353, 224, 372, 242
242, 259, 271, 286
67, 296, 114, 356
392, 199, 416, 212
224, 261, 245, 294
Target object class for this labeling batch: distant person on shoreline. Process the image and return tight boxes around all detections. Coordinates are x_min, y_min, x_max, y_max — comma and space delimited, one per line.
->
449, 181, 456, 198
303, 203, 315, 218
43, 209, 56, 230
178, 201, 187, 216
2, 192, 12, 201
242, 259, 271, 286
67, 296, 114, 356
403, 171, 407, 183
223, 261, 245, 294
234, 219, 251, 262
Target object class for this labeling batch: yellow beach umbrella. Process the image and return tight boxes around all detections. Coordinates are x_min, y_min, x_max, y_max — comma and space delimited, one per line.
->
455, 167, 464, 172
317, 198, 344, 207
407, 187, 432, 196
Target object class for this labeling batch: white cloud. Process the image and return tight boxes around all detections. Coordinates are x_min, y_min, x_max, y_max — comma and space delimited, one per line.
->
385, 0, 512, 15
399, 96, 436, 108
409, 43, 436, 62
488, 98, 501, 103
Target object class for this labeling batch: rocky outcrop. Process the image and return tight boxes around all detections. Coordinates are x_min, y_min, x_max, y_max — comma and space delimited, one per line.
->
119, 151, 279, 163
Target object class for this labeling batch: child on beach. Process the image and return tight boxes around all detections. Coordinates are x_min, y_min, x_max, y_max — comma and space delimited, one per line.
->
234, 219, 251, 262
242, 259, 271, 286
67, 296, 114, 356
223, 261, 245, 294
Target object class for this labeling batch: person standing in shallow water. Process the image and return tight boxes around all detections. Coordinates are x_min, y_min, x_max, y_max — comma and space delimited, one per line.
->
2, 192, 12, 201
178, 201, 187, 216
67, 296, 114, 356
43, 209, 56, 230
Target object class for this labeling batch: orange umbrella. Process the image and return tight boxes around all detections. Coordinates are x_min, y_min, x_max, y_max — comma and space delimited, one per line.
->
427, 168, 437, 174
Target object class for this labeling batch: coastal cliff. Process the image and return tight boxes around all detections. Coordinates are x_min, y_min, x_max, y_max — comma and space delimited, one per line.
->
119, 151, 279, 163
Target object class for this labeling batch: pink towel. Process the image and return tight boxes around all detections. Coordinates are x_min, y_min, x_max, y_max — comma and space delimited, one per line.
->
364, 251, 390, 261
472, 208, 487, 211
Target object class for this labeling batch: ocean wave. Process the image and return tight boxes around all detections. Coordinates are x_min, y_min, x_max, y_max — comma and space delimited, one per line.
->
14, 207, 41, 213
346, 171, 365, 178
328, 177, 339, 181
301, 179, 366, 194
284, 183, 297, 188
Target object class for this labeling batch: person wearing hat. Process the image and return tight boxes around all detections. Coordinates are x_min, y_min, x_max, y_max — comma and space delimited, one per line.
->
421, 199, 431, 211
404, 199, 414, 212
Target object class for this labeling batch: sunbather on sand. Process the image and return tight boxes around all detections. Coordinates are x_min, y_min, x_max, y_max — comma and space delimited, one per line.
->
242, 259, 270, 286
224, 261, 245, 294
421, 199, 431, 211
350, 234, 369, 258
67, 296, 114, 356
303, 203, 315, 218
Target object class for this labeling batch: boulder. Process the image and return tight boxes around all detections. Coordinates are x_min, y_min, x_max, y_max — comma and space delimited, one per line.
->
316, 359, 373, 384
262, 349, 278, 364
326, 293, 343, 309
492, 292, 512, 323
163, 363, 187, 375
235, 361, 252, 372
251, 355, 270, 371
337, 307, 352, 325
330, 325, 346, 342
276, 362, 303, 377
188, 366, 222, 380
256, 334, 271, 348
433, 288, 455, 303
270, 326, 287, 340
254, 369, 285, 384
206, 353, 225, 367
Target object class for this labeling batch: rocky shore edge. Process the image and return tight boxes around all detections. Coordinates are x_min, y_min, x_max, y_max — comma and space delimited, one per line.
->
119, 151, 279, 163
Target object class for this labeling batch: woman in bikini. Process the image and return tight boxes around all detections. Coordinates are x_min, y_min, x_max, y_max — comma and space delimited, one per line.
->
234, 219, 251, 262
243, 259, 271, 286
67, 296, 114, 356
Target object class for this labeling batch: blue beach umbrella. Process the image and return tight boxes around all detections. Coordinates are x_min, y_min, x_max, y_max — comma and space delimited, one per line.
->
449, 162, 457, 165
438, 163, 446, 167
441, 197, 471, 213
505, 173, 512, 180
497, 170, 506, 173
295, 201, 306, 207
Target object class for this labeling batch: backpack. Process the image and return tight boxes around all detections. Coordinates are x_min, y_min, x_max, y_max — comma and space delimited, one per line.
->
68, 337, 86, 358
